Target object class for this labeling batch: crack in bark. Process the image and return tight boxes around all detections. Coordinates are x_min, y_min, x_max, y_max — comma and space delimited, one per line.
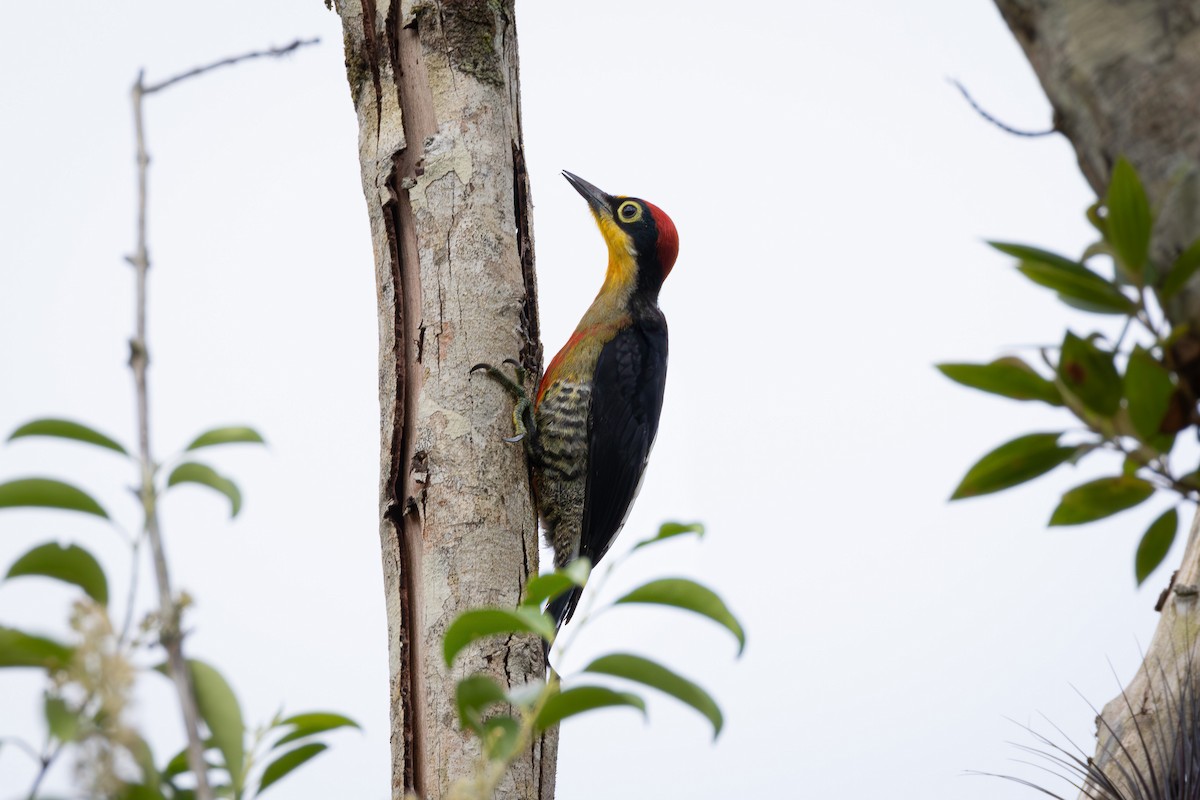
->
511, 141, 540, 377
519, 518, 530, 588
387, 3, 440, 795
379, 138, 422, 800
436, 272, 445, 373
433, 2, 461, 95
502, 634, 516, 690
358, 0, 385, 140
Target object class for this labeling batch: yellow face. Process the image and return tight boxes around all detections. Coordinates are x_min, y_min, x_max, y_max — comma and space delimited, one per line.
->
562, 171, 674, 295
593, 198, 640, 292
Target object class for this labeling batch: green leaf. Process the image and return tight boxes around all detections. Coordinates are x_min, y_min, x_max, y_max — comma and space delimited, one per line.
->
167, 463, 242, 517
1056, 294, 1135, 315
127, 735, 160, 792
0, 627, 73, 669
162, 746, 188, 779
1049, 476, 1155, 526
1125, 346, 1175, 441
186, 660, 245, 793
1086, 201, 1107, 236
615, 579, 745, 655
522, 560, 590, 609
117, 785, 167, 800
455, 675, 507, 734
44, 695, 79, 742
534, 686, 646, 731
0, 478, 107, 518
184, 426, 266, 451
521, 575, 576, 609
950, 432, 1076, 500
988, 242, 1092, 275
256, 743, 326, 796
1105, 157, 1152, 275
161, 745, 219, 780
8, 418, 128, 455
271, 712, 360, 748
1145, 257, 1161, 290
1015, 260, 1135, 314
583, 653, 723, 738
988, 240, 1134, 313
482, 716, 521, 761
1161, 237, 1200, 298
1058, 332, 1123, 416
1136, 508, 1178, 586
936, 358, 1063, 406
443, 607, 556, 666
6, 542, 109, 606
633, 521, 707, 549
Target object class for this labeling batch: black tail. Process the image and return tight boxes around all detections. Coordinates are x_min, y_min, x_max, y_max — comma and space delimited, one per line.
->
543, 586, 584, 664
547, 585, 584, 629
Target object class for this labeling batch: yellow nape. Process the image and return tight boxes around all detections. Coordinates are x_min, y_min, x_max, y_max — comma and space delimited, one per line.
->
593, 210, 638, 293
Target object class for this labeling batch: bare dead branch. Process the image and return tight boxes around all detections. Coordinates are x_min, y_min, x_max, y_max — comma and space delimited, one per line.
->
143, 38, 319, 94
124, 37, 317, 800
949, 78, 1057, 138
128, 70, 215, 800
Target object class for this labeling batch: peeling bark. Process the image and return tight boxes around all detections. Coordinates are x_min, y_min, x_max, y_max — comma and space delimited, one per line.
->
994, 2, 1200, 796
334, 1, 555, 797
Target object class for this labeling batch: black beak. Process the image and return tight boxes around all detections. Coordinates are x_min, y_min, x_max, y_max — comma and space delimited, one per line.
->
562, 171, 613, 217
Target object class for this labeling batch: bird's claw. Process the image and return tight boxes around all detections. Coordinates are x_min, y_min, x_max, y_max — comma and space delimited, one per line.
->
472, 358, 539, 454
502, 358, 530, 385
470, 360, 528, 400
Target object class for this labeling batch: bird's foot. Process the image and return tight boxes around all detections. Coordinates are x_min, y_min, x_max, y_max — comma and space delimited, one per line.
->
471, 359, 538, 449
471, 358, 529, 397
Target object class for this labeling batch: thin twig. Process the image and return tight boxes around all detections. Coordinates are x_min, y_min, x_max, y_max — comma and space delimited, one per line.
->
129, 70, 213, 800
949, 78, 1058, 138
117, 532, 143, 645
143, 38, 319, 95
124, 39, 319, 799
24, 741, 63, 800
1104, 438, 1200, 502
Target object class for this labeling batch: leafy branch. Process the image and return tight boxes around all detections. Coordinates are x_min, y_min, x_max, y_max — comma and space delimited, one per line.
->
941, 157, 1200, 585
441, 521, 743, 799
0, 38, 354, 800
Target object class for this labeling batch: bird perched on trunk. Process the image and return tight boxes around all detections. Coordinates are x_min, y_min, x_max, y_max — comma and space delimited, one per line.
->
473, 171, 678, 636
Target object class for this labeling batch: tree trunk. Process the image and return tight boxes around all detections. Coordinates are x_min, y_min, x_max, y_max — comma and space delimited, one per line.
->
994, 1, 1200, 796
333, 1, 555, 797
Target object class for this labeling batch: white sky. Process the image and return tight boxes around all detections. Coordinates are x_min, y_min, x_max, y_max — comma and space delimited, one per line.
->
0, 2, 1177, 799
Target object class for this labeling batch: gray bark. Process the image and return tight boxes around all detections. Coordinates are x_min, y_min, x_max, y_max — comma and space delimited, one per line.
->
333, 1, 555, 797
994, 2, 1200, 796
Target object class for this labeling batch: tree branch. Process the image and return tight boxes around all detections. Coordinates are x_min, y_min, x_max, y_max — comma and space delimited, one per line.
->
949, 78, 1057, 138
128, 70, 214, 800
123, 38, 318, 800
143, 39, 319, 95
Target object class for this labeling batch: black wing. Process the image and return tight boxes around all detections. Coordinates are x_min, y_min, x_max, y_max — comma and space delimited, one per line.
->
547, 318, 668, 632
580, 316, 669, 567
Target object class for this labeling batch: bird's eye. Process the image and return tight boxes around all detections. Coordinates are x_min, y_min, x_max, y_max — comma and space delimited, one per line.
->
618, 201, 642, 222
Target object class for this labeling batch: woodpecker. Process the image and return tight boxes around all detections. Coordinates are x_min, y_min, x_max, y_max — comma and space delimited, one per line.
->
474, 171, 678, 633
